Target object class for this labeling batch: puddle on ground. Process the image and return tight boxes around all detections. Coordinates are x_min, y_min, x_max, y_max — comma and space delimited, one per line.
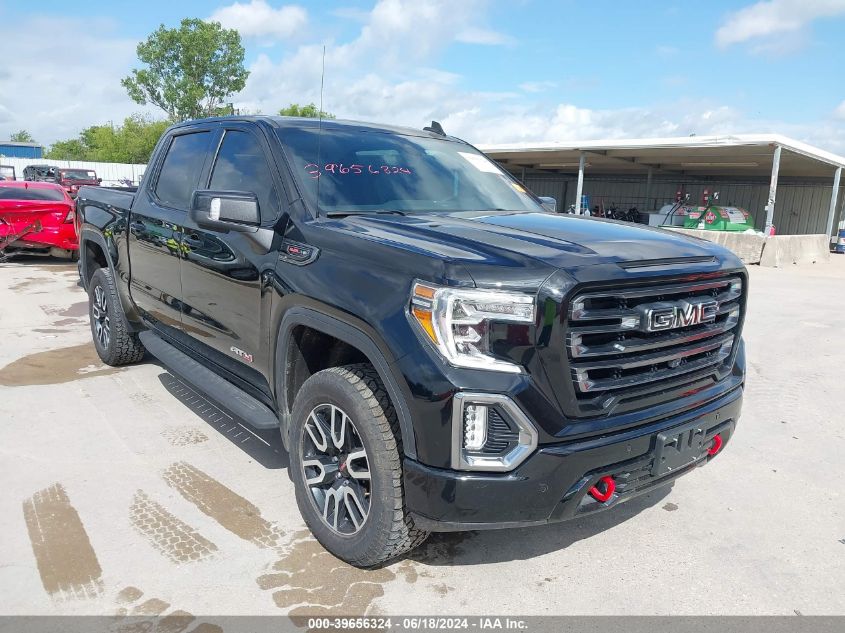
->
22, 483, 103, 599
41, 301, 88, 318
258, 530, 397, 617
0, 343, 121, 386
53, 317, 86, 327
10, 279, 39, 292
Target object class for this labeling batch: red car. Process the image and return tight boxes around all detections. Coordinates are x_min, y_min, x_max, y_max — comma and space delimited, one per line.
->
0, 181, 78, 260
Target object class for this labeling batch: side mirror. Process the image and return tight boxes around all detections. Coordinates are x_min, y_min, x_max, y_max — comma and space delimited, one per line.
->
189, 190, 260, 232
538, 196, 557, 212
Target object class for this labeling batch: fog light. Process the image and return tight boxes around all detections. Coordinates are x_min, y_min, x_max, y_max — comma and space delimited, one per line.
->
463, 404, 488, 451
451, 393, 539, 472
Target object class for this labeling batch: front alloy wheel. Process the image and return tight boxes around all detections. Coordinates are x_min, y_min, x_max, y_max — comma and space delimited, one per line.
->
288, 364, 428, 566
302, 404, 371, 535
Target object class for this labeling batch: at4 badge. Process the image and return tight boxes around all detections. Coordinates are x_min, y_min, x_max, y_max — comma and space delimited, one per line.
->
230, 346, 254, 363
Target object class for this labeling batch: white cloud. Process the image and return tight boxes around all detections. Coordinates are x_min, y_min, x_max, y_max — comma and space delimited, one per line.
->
0, 16, 152, 146
519, 81, 556, 93
208, 1, 307, 40
456, 26, 514, 46
834, 100, 845, 119
230, 0, 845, 155
715, 0, 845, 49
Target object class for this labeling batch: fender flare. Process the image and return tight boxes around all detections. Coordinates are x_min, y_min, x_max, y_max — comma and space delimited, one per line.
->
79, 227, 117, 289
274, 305, 417, 460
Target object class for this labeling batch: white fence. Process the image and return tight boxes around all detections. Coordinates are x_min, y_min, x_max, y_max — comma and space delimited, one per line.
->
0, 157, 146, 187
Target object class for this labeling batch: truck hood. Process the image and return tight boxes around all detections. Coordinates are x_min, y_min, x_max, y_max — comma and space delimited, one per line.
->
333, 210, 736, 285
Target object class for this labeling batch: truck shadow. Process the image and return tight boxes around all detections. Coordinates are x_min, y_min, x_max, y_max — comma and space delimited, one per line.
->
408, 485, 672, 566
156, 370, 288, 470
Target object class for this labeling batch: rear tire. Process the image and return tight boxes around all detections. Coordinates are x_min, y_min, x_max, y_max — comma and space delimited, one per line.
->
289, 363, 428, 567
88, 267, 145, 366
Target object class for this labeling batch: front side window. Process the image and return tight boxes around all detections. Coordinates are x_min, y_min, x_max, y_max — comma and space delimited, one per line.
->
209, 130, 279, 221
279, 127, 543, 215
154, 132, 211, 209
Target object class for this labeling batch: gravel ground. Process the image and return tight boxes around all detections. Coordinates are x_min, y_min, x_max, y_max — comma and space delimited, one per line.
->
1, 256, 843, 617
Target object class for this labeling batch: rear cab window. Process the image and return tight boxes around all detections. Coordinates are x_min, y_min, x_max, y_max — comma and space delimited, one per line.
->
154, 131, 212, 209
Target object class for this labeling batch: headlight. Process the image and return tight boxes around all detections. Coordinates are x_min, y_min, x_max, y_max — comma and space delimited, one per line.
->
410, 281, 535, 373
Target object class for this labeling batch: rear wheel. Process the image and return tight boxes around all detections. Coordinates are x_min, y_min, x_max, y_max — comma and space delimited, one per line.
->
88, 267, 145, 366
289, 364, 428, 567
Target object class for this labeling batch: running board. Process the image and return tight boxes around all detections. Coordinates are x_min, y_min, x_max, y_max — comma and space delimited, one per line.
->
139, 331, 280, 430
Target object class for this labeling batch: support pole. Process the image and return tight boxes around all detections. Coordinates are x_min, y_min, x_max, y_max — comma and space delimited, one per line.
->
644, 167, 654, 212
825, 166, 842, 239
574, 152, 586, 214
764, 145, 781, 235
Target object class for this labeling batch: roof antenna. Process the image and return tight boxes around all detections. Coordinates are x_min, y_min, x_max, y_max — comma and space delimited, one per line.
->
316, 44, 326, 217
424, 120, 446, 136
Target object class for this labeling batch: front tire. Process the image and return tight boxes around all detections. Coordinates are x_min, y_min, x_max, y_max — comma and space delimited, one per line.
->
88, 267, 145, 366
289, 364, 428, 567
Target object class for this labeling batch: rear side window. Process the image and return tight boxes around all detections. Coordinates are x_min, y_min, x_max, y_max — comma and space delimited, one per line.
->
209, 130, 279, 221
154, 132, 211, 209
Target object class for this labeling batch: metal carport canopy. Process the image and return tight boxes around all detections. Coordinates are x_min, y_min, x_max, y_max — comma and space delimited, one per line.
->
480, 134, 845, 235
479, 134, 845, 179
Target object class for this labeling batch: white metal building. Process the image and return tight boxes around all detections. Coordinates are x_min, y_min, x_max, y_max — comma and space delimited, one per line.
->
481, 134, 845, 239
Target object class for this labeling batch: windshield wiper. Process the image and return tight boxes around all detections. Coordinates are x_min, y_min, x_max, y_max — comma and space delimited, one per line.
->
324, 210, 406, 218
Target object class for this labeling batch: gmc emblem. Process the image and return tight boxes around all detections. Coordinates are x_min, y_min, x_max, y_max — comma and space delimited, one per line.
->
640, 298, 718, 333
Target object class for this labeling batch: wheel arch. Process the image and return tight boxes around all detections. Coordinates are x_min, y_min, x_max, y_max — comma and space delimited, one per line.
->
274, 305, 417, 460
79, 228, 116, 289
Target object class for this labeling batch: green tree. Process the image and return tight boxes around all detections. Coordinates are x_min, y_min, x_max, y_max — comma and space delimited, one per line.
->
46, 115, 171, 163
45, 139, 87, 160
278, 103, 335, 119
122, 18, 249, 121
10, 130, 36, 143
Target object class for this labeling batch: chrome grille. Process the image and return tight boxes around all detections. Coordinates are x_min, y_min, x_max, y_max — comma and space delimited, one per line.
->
566, 276, 743, 413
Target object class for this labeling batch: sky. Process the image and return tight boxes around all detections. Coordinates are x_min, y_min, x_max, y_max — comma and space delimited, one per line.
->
1, 0, 845, 152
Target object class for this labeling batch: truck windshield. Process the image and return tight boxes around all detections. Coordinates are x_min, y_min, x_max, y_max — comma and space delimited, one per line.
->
280, 128, 543, 215
61, 170, 96, 180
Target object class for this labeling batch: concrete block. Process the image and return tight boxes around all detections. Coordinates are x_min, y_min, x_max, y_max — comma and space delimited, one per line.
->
665, 228, 766, 264
759, 234, 831, 267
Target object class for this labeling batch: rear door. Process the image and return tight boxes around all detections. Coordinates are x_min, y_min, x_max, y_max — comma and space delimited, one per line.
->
178, 124, 283, 397
128, 129, 213, 330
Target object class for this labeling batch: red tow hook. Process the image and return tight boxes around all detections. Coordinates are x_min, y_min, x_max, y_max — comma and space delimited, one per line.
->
707, 434, 724, 456
588, 476, 616, 502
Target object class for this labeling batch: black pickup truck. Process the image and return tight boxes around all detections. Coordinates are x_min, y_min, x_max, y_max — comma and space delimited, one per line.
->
76, 116, 746, 566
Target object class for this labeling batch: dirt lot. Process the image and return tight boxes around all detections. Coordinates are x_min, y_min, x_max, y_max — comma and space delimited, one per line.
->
1, 257, 844, 617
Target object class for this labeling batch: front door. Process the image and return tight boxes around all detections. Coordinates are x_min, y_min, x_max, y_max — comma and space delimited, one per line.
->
178, 125, 283, 398
128, 130, 213, 330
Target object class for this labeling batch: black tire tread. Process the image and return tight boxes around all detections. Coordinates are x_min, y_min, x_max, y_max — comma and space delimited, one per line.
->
90, 267, 145, 366
297, 363, 428, 566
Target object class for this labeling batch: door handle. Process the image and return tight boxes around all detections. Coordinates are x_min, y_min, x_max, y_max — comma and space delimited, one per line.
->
183, 235, 203, 248
129, 220, 145, 233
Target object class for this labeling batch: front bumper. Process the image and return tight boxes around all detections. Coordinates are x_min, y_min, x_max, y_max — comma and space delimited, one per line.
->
404, 385, 742, 531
